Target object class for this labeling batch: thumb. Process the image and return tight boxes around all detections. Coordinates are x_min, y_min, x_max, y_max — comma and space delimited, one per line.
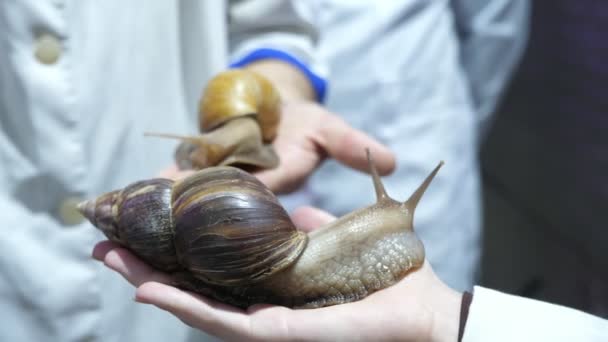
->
315, 115, 396, 176
290, 206, 336, 232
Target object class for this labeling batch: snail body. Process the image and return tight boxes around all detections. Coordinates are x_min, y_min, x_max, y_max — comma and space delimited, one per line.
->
150, 69, 281, 170
79, 152, 442, 309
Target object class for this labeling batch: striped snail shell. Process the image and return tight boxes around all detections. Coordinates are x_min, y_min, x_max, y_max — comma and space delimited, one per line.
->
79, 151, 443, 309
79, 167, 305, 285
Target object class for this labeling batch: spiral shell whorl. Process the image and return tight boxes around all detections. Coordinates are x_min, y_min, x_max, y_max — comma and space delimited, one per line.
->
79, 179, 179, 272
171, 167, 307, 286
78, 190, 122, 243
80, 167, 307, 287
116, 179, 178, 271
199, 69, 280, 142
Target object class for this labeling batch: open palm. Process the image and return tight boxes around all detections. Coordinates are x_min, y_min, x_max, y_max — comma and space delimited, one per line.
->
92, 207, 461, 342
160, 101, 395, 194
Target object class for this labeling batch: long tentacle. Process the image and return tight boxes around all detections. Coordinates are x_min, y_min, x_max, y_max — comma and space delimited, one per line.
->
366, 148, 389, 202
403, 161, 444, 211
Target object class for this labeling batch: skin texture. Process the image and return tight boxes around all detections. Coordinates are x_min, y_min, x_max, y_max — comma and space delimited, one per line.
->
92, 207, 462, 342
271, 157, 442, 307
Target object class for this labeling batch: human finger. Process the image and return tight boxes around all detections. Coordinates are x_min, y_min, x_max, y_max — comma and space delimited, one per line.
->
315, 115, 395, 175
102, 247, 173, 286
135, 282, 255, 341
92, 240, 121, 261
290, 206, 336, 232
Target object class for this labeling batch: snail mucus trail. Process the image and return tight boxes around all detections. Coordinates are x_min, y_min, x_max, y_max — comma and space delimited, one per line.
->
79, 150, 443, 309
146, 69, 281, 171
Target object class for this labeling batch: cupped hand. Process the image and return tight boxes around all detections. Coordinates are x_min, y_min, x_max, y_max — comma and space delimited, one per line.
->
156, 101, 395, 194
92, 207, 461, 342
254, 101, 395, 194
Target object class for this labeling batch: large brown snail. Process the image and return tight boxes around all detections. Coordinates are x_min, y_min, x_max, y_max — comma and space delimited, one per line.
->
148, 69, 281, 170
78, 151, 442, 309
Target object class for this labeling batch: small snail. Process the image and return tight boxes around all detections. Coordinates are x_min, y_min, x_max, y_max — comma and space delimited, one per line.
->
148, 69, 281, 170
78, 151, 443, 309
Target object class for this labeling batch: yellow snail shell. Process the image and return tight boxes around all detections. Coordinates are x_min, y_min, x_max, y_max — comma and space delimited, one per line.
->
148, 69, 281, 170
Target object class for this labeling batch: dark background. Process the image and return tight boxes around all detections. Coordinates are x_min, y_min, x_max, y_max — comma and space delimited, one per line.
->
480, 0, 608, 318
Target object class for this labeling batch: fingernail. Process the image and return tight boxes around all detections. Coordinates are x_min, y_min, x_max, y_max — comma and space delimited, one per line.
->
91, 250, 103, 261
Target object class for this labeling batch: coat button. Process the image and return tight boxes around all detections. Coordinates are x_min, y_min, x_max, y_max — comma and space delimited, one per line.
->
34, 33, 62, 65
58, 197, 86, 226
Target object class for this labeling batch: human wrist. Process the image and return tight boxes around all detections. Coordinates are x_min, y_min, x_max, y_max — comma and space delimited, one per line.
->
230, 48, 327, 103
429, 284, 462, 342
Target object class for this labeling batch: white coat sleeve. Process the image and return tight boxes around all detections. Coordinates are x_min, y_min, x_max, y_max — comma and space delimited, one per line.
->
462, 286, 608, 341
449, 0, 530, 137
227, 0, 327, 100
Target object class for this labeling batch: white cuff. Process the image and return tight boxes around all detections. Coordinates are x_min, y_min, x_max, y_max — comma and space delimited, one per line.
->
462, 286, 608, 341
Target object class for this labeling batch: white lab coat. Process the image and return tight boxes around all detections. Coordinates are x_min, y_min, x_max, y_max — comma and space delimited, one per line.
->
463, 286, 608, 341
0, 1, 322, 341
280, 0, 529, 291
